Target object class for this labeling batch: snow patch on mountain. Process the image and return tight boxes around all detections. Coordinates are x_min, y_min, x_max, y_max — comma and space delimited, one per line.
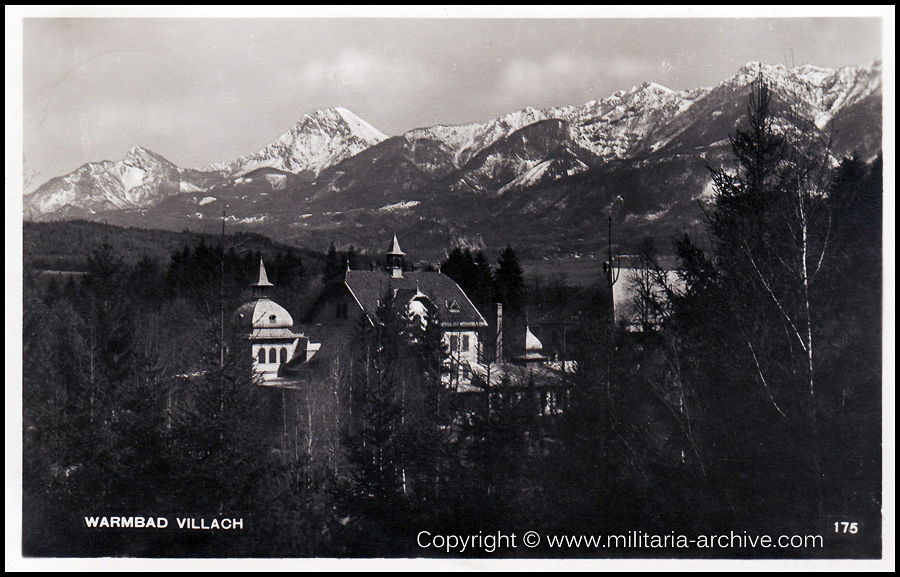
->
379, 200, 420, 212
497, 160, 554, 195
227, 215, 267, 224
696, 175, 721, 200
119, 164, 147, 191
264, 173, 287, 190
405, 106, 550, 169
179, 181, 204, 193
334, 107, 388, 142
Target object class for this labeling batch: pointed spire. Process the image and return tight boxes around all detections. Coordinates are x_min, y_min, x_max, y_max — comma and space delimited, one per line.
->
414, 279, 427, 299
525, 326, 543, 351
254, 258, 274, 288
386, 233, 405, 278
386, 233, 405, 256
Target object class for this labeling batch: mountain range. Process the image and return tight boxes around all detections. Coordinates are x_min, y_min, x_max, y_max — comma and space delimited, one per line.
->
23, 61, 882, 260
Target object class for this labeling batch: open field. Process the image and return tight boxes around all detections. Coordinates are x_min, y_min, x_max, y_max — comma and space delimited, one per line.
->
522, 257, 606, 288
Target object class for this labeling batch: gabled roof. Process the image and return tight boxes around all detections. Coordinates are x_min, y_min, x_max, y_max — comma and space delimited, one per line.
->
393, 287, 439, 320
343, 270, 487, 327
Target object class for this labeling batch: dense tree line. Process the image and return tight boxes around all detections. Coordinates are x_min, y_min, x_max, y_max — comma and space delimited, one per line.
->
23, 239, 329, 556
622, 74, 882, 551
322, 242, 376, 284
441, 245, 526, 315
440, 244, 528, 361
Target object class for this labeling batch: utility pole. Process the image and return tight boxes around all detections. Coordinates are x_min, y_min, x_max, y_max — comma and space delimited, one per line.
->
603, 213, 623, 408
607, 214, 620, 315
220, 210, 226, 369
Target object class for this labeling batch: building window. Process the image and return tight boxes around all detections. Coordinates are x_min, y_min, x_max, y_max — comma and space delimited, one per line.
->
257, 348, 265, 364
462, 335, 470, 351
269, 314, 277, 324
336, 302, 348, 319
280, 347, 288, 363
450, 335, 459, 351
269, 348, 277, 364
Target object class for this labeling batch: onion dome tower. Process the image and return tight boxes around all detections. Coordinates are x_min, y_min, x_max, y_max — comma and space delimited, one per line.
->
511, 326, 549, 368
232, 259, 303, 380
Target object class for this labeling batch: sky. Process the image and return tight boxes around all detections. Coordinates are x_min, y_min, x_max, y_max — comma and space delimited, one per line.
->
17, 9, 886, 192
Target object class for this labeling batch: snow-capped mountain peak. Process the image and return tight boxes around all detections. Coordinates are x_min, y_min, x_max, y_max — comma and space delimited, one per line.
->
127, 144, 148, 158
24, 146, 185, 217
24, 61, 880, 224
332, 107, 388, 142
212, 107, 388, 177
642, 81, 674, 94
122, 145, 172, 170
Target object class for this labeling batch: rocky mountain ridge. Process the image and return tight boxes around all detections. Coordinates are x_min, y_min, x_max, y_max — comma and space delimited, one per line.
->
24, 61, 882, 258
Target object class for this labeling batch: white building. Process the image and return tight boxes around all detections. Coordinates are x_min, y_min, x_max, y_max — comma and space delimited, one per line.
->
232, 259, 309, 381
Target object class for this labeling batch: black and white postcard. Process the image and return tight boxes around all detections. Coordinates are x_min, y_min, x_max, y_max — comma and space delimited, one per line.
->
7, 6, 894, 571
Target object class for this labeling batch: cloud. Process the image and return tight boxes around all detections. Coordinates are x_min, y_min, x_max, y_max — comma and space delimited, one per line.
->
496, 52, 662, 105
300, 48, 421, 90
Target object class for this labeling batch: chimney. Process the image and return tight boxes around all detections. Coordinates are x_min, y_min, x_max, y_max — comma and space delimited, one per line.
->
495, 303, 503, 363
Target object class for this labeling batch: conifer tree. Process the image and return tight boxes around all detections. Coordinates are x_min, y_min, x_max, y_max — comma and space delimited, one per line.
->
346, 245, 359, 271
441, 247, 477, 296
656, 71, 880, 529
323, 242, 345, 284
494, 245, 525, 313
343, 289, 407, 516
472, 250, 494, 310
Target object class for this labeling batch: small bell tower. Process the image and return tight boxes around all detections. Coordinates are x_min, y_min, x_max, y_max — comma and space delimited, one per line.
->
252, 258, 274, 299
386, 234, 406, 279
